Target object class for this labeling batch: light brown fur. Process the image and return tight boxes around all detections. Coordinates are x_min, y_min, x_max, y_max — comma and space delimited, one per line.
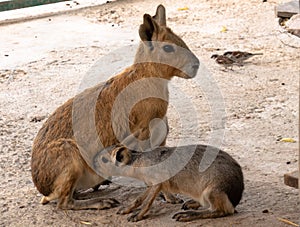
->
31, 5, 199, 210
103, 145, 244, 222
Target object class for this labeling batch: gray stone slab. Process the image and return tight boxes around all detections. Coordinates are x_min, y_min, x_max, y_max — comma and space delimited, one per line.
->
276, 0, 300, 18
284, 171, 299, 189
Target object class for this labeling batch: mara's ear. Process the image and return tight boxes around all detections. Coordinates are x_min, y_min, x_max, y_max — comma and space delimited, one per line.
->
139, 14, 160, 42
113, 146, 131, 166
152, 4, 166, 26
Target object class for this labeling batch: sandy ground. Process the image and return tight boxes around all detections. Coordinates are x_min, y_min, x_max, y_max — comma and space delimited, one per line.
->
0, 0, 299, 226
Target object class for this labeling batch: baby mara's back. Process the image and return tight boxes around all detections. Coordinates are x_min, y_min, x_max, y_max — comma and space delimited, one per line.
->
164, 145, 244, 208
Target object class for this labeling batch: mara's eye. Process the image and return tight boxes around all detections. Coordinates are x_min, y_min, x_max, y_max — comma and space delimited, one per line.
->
102, 157, 109, 163
163, 45, 175, 53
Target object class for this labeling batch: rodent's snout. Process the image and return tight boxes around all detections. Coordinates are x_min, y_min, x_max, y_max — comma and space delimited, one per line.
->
192, 62, 200, 70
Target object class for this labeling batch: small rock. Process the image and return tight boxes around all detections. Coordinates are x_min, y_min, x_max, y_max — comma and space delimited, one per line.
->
245, 115, 251, 119
30, 116, 46, 123
262, 209, 269, 213
254, 108, 264, 113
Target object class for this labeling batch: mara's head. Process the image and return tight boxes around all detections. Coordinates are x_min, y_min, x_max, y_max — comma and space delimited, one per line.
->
135, 5, 200, 79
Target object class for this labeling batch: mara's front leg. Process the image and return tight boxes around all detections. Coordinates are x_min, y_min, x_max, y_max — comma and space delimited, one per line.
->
117, 184, 162, 222
117, 187, 149, 215
123, 116, 168, 151
127, 184, 162, 222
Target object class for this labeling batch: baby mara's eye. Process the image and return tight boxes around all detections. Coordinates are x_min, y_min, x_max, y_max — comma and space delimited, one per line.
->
102, 157, 109, 163
163, 45, 175, 53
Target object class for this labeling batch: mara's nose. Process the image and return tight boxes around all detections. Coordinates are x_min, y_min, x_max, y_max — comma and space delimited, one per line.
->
192, 62, 200, 70
192, 57, 200, 69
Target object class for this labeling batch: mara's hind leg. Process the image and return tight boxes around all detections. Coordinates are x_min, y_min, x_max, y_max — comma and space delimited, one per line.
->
172, 191, 235, 222
56, 172, 119, 210
40, 139, 119, 210
59, 196, 119, 210
172, 209, 228, 222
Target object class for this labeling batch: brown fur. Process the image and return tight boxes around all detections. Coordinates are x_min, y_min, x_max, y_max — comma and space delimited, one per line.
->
104, 145, 244, 222
31, 5, 199, 210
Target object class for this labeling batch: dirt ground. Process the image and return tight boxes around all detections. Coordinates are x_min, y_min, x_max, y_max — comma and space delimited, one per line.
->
0, 0, 299, 226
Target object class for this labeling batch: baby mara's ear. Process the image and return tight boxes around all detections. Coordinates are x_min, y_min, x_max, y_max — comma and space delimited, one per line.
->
111, 146, 132, 166
139, 4, 166, 42
152, 4, 166, 26
139, 14, 160, 42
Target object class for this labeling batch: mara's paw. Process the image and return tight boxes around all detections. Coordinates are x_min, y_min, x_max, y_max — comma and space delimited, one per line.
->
172, 211, 199, 222
117, 206, 133, 215
127, 211, 144, 222
40, 196, 50, 205
181, 200, 201, 210
101, 198, 120, 209
168, 196, 184, 204
161, 193, 183, 204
